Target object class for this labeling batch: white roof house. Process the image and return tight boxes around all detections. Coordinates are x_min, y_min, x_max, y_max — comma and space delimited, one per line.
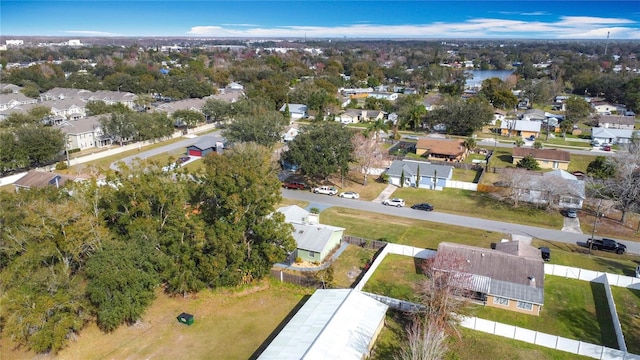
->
280, 103, 308, 120
592, 128, 638, 145
500, 119, 542, 132
258, 289, 388, 360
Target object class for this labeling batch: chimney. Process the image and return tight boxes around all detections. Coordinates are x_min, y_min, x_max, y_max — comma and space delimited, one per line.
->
528, 276, 536, 287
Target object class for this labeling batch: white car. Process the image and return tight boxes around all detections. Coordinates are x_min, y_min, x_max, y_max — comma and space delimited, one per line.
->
382, 198, 405, 207
313, 186, 338, 196
339, 191, 359, 199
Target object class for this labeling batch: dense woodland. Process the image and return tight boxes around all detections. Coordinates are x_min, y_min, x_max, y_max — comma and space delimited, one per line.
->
1, 39, 640, 354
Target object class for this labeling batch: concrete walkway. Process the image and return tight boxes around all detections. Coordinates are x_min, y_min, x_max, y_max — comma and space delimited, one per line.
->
372, 184, 397, 203
561, 216, 583, 234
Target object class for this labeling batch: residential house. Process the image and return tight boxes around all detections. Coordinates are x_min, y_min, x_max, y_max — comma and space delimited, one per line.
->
341, 87, 373, 96
207, 90, 244, 104
186, 136, 224, 157
337, 109, 384, 124
591, 128, 639, 145
225, 81, 244, 91
591, 101, 617, 115
492, 109, 506, 125
501, 168, 585, 209
280, 103, 308, 121
0, 83, 23, 93
500, 120, 541, 139
277, 205, 345, 263
436, 241, 544, 315
415, 138, 467, 162
87, 90, 138, 108
258, 289, 388, 360
46, 98, 87, 120
511, 148, 571, 170
521, 109, 546, 122
55, 115, 112, 150
597, 115, 636, 130
40, 87, 92, 101
423, 94, 442, 111
385, 159, 454, 190
13, 170, 77, 192
0, 92, 38, 111
367, 92, 398, 101
153, 98, 207, 125
0, 102, 49, 122
282, 124, 300, 142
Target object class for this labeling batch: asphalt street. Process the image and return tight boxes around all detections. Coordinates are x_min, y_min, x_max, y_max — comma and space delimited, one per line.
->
282, 189, 640, 255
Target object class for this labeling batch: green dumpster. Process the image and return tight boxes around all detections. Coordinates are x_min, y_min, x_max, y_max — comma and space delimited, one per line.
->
177, 312, 194, 326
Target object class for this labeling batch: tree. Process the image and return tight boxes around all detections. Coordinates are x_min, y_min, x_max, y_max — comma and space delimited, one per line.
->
193, 143, 296, 285
516, 155, 540, 170
533, 140, 543, 149
283, 122, 355, 182
202, 98, 233, 123
100, 112, 136, 146
172, 109, 205, 132
565, 95, 592, 125
365, 117, 390, 142
514, 138, 525, 147
15, 125, 65, 167
586, 156, 616, 180
602, 153, 640, 223
463, 137, 476, 152
479, 77, 517, 109
425, 97, 493, 136
352, 132, 387, 186
222, 111, 288, 148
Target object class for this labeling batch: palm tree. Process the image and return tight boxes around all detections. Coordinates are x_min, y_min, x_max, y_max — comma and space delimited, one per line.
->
366, 118, 390, 142
463, 137, 477, 153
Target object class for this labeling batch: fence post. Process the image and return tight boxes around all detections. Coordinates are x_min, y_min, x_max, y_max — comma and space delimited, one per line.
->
280, 271, 283, 282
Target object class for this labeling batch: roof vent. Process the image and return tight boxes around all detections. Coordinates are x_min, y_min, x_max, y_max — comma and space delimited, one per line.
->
528, 276, 536, 287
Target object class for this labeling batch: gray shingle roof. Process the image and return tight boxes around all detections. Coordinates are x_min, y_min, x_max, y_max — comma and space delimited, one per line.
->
291, 223, 344, 253
386, 160, 453, 179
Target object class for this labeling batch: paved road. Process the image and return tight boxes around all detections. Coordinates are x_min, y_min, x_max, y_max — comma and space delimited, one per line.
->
109, 131, 224, 171
282, 189, 640, 255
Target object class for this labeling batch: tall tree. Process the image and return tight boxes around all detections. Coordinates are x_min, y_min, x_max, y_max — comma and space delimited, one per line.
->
222, 111, 288, 148
283, 122, 355, 181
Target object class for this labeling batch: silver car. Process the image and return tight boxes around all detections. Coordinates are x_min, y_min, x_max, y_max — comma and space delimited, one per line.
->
339, 191, 360, 199
383, 198, 405, 207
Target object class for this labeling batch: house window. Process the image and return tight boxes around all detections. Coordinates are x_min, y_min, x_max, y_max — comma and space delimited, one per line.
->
516, 301, 533, 311
493, 296, 509, 306
309, 252, 315, 258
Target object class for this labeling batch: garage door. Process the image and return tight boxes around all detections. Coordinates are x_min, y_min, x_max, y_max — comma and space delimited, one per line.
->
188, 149, 201, 157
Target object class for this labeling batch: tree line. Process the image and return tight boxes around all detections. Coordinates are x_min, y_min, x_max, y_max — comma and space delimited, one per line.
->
0, 144, 295, 353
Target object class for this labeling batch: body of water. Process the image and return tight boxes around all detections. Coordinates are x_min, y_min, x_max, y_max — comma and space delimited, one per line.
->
465, 70, 515, 88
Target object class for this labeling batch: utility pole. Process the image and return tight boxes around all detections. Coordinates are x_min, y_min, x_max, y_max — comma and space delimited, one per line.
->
604, 31, 610, 57
65, 134, 71, 168
588, 198, 603, 255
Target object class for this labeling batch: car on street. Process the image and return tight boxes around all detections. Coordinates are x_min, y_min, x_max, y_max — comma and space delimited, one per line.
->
313, 186, 338, 195
282, 181, 307, 190
586, 237, 627, 254
339, 191, 360, 199
566, 208, 577, 218
404, 135, 419, 140
411, 203, 434, 211
383, 198, 405, 207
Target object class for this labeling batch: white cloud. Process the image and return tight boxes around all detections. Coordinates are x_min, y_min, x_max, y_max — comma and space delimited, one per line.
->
187, 16, 640, 39
220, 23, 261, 27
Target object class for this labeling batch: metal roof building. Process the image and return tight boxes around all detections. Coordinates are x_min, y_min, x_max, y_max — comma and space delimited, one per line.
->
258, 289, 388, 360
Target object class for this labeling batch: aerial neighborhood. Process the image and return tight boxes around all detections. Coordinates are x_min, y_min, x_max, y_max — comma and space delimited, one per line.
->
1, 31, 640, 360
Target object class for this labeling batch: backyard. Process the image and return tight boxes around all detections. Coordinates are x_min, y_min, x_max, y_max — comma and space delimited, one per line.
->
0, 280, 313, 360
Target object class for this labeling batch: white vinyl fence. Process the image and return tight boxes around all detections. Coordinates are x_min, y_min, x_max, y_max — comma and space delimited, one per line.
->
460, 316, 640, 360
445, 180, 478, 191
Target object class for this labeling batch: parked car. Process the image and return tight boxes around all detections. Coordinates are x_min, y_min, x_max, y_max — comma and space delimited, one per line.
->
586, 238, 627, 254
339, 191, 359, 199
313, 186, 338, 195
411, 203, 434, 211
282, 181, 307, 190
383, 198, 405, 207
176, 156, 191, 164
526, 135, 535, 141
566, 208, 577, 218
404, 135, 419, 140
603, 145, 612, 151
539, 247, 551, 262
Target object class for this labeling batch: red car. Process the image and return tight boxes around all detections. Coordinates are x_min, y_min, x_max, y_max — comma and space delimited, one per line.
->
282, 181, 306, 190
603, 145, 611, 151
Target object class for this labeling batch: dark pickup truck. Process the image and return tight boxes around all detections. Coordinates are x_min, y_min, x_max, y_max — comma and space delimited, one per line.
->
586, 238, 627, 254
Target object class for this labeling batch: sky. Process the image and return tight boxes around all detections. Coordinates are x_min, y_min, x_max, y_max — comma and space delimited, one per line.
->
1, 1, 640, 39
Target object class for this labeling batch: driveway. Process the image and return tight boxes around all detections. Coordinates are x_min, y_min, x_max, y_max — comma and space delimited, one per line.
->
281, 189, 640, 255
561, 216, 583, 234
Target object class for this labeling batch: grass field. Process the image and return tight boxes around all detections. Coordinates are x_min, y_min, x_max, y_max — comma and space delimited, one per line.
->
470, 277, 618, 347
372, 312, 594, 360
611, 287, 640, 354
330, 245, 376, 288
362, 254, 424, 301
1, 280, 313, 360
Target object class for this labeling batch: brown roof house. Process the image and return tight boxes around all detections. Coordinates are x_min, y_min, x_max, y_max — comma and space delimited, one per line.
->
512, 148, 571, 170
13, 170, 80, 192
436, 241, 545, 315
415, 138, 467, 162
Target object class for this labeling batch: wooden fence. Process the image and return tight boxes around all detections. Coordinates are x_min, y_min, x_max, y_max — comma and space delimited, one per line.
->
342, 235, 388, 250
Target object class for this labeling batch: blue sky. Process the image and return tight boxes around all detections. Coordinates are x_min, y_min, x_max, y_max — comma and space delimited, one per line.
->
2, 1, 639, 39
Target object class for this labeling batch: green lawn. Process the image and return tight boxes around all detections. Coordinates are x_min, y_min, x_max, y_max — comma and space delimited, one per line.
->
330, 245, 376, 288
488, 148, 514, 168
568, 153, 597, 173
452, 168, 480, 182
389, 187, 564, 229
362, 254, 424, 301
372, 312, 594, 360
610, 287, 640, 354
470, 277, 618, 348
532, 239, 640, 276
320, 207, 505, 249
